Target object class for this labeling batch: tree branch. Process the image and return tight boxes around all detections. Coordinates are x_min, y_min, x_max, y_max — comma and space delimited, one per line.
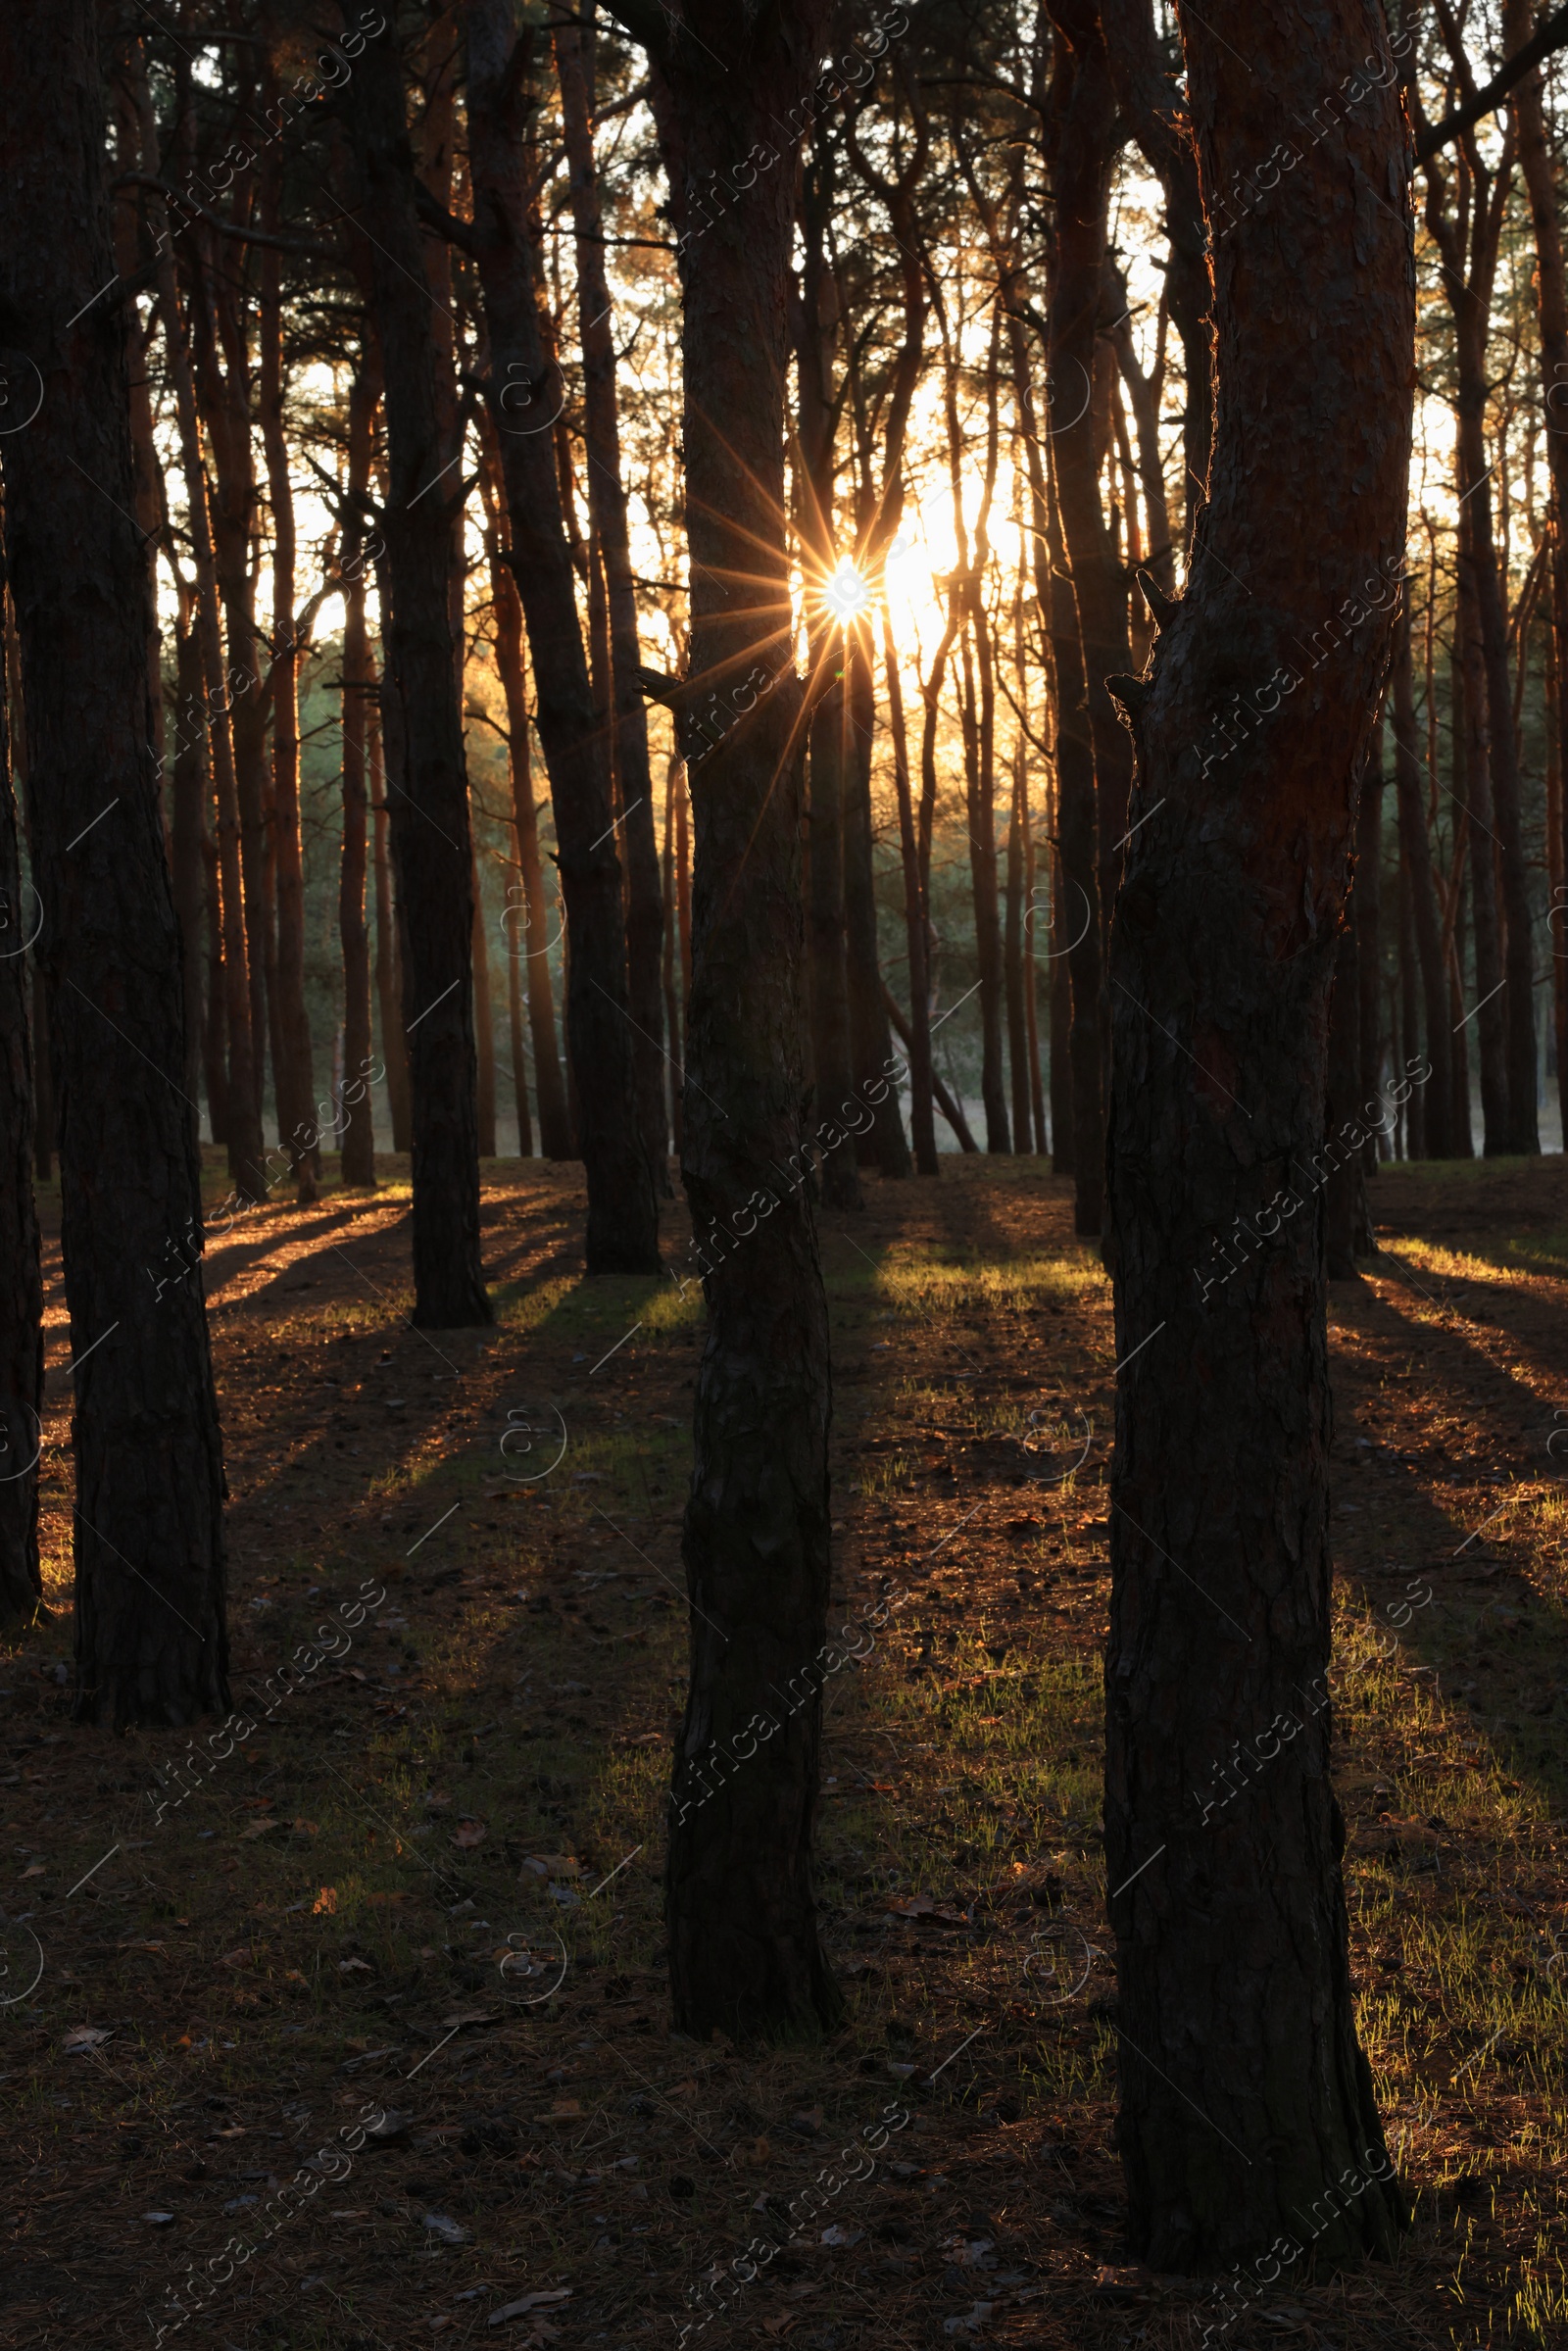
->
1415, 2, 1568, 158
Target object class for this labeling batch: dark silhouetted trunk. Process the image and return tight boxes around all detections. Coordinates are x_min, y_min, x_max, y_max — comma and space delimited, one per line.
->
0, 631, 42, 1618
1103, 0, 1407, 2269
1046, 0, 1135, 941
1453, 520, 1510, 1151
472, 848, 497, 1159
170, 589, 208, 1131
346, 24, 490, 1325
556, 9, 668, 1192
340, 371, 377, 1191
370, 683, 412, 1156
883, 609, 937, 1173
1392, 603, 1453, 1155
467, 0, 657, 1270
1, 0, 229, 1723
662, 754, 683, 1157
480, 427, 572, 1161
259, 122, 318, 1201
626, 0, 840, 2042
1046, 461, 1102, 1234
1325, 904, 1370, 1276
1356, 734, 1385, 1177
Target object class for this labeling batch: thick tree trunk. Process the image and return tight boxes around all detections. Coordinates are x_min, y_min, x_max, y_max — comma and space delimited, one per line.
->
0, 655, 42, 1618
631, 0, 840, 2041
467, 0, 657, 1270
1103, 0, 1409, 2270
1453, 521, 1510, 1151
346, 24, 490, 1326
472, 848, 498, 1159
259, 128, 318, 1203
0, 0, 229, 1724
556, 10, 669, 1193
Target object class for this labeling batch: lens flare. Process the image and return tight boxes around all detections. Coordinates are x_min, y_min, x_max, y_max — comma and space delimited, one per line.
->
824, 560, 871, 620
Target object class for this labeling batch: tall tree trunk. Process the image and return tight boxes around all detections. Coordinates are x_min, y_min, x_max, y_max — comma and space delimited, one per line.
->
0, 627, 42, 1618
662, 754, 683, 1158
1325, 901, 1370, 1276
555, 6, 669, 1192
1005, 754, 1031, 1156
1046, 458, 1103, 1233
0, 0, 229, 1723
843, 623, 909, 1177
507, 813, 533, 1155
1548, 558, 1568, 1151
140, 141, 266, 1200
1103, 0, 1407, 2267
1045, 0, 1136, 945
472, 847, 498, 1159
345, 23, 490, 1326
189, 227, 273, 1138
259, 114, 318, 1203
467, 0, 657, 1269
628, 0, 840, 2040
1356, 729, 1385, 1177
1454, 516, 1510, 1151
1392, 600, 1454, 1155
1397, 852, 1425, 1160
340, 372, 377, 1192
170, 588, 209, 1133
794, 154, 860, 1209
370, 683, 412, 1157
481, 432, 573, 1160
883, 608, 937, 1174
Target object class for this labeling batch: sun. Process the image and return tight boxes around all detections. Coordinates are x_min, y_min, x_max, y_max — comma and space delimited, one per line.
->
822, 560, 872, 621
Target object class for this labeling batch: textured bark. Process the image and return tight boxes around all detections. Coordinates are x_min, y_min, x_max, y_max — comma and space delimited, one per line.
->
950, 332, 1010, 1153
1355, 732, 1385, 1176
625, 0, 840, 2041
1005, 754, 1031, 1156
1392, 605, 1454, 1156
556, 10, 669, 1191
472, 849, 498, 1159
339, 372, 377, 1192
0, 643, 42, 1618
1453, 523, 1510, 1151
259, 114, 318, 1202
467, 0, 656, 1269
345, 23, 489, 1325
1103, 0, 1409, 2269
0, 0, 229, 1724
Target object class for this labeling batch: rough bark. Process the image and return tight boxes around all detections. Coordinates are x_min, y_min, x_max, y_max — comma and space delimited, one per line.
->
466, 0, 657, 1270
345, 20, 490, 1325
1103, 0, 1409, 2269
170, 589, 210, 1130
1046, 454, 1103, 1235
369, 680, 412, 1155
0, 0, 229, 1725
623, 0, 841, 2041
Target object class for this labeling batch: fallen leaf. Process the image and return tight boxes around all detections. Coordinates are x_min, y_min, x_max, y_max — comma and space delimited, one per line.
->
548, 2097, 581, 2117
238, 1818, 278, 1840
733, 2136, 771, 2167
117, 1940, 168, 1958
490, 2290, 573, 2326
338, 1957, 373, 1975
283, 1969, 309, 1986
520, 1854, 580, 1878
19, 1863, 45, 1881
63, 2025, 113, 2053
218, 1948, 252, 1969
886, 1893, 936, 1917
141, 2211, 176, 2227
441, 2009, 499, 2030
820, 2225, 863, 2248
313, 1886, 337, 1915
452, 1819, 488, 1849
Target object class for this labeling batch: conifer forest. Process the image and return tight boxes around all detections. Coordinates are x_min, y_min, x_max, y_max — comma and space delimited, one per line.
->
5, 2, 1568, 2345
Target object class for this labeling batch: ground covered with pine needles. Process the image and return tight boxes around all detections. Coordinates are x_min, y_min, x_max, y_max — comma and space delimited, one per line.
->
3, 1152, 1566, 2350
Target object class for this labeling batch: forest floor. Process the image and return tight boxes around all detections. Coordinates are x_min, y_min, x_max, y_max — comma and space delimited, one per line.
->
3, 1151, 1567, 2351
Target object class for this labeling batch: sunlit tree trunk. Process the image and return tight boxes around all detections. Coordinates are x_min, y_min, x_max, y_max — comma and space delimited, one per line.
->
339, 368, 377, 1192
1103, 0, 1408, 2268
